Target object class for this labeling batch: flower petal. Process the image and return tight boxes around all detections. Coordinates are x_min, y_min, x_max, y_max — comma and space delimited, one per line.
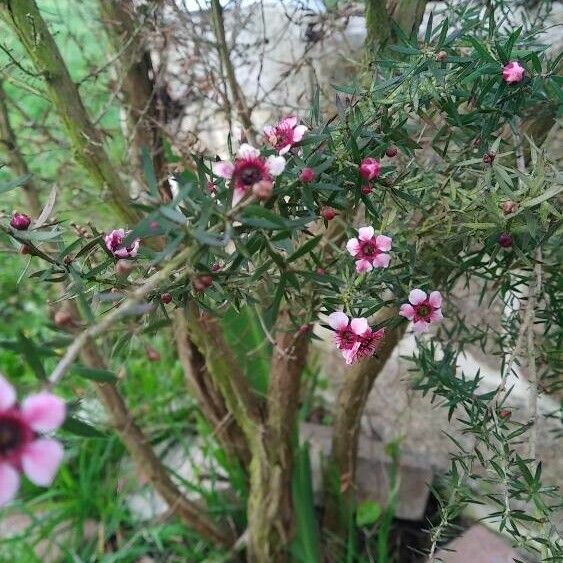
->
238, 144, 260, 159
232, 187, 246, 207
22, 439, 64, 487
0, 463, 20, 507
413, 320, 428, 333
358, 226, 375, 241
346, 238, 360, 256
429, 308, 443, 322
409, 289, 427, 305
263, 125, 275, 137
278, 145, 291, 156
213, 161, 235, 179
399, 304, 415, 320
355, 259, 373, 273
375, 235, 392, 252
22, 393, 66, 432
282, 116, 298, 128
350, 318, 369, 336
428, 291, 442, 308
372, 253, 390, 268
328, 312, 349, 331
293, 125, 308, 142
0, 375, 17, 411
266, 155, 286, 176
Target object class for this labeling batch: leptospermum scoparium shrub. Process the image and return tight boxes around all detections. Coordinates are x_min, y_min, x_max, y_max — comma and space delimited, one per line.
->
0, 4, 561, 561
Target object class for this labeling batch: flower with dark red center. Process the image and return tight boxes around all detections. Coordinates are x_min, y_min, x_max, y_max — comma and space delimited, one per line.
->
10, 212, 31, 231
0, 376, 65, 507
399, 289, 443, 333
213, 144, 286, 206
327, 313, 384, 365
502, 61, 525, 84
104, 229, 140, 259
385, 146, 398, 158
299, 167, 315, 183
346, 227, 392, 273
359, 158, 381, 181
321, 207, 336, 221
498, 232, 513, 248
264, 116, 308, 155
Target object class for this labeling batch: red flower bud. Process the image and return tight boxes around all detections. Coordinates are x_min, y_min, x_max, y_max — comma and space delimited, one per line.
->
193, 275, 213, 292
54, 310, 74, 328
211, 262, 222, 272
361, 185, 372, 195
483, 152, 496, 165
499, 409, 511, 419
252, 180, 273, 201
498, 232, 513, 248
145, 346, 161, 362
501, 200, 518, 215
20, 244, 33, 255
10, 212, 31, 230
299, 167, 315, 183
385, 146, 398, 158
160, 293, 172, 304
321, 207, 336, 221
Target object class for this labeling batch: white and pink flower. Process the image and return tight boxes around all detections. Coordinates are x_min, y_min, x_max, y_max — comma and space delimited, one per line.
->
346, 227, 392, 273
0, 376, 66, 506
213, 144, 286, 206
359, 157, 381, 181
502, 61, 525, 84
264, 116, 308, 155
399, 289, 443, 333
104, 229, 140, 259
327, 312, 385, 365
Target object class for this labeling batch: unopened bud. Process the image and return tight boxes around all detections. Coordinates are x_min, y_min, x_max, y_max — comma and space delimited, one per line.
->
54, 310, 74, 327
498, 232, 513, 248
361, 185, 372, 195
160, 292, 172, 304
385, 146, 398, 158
192, 275, 213, 292
299, 167, 315, 183
145, 346, 161, 362
501, 200, 518, 215
436, 51, 448, 62
252, 180, 273, 201
321, 207, 336, 221
10, 212, 31, 230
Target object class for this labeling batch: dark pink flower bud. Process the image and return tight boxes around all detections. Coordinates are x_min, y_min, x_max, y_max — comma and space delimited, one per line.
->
10, 212, 31, 230
361, 185, 372, 195
193, 275, 213, 292
145, 346, 161, 362
54, 309, 74, 328
252, 179, 273, 201
299, 167, 315, 183
483, 152, 496, 165
298, 324, 312, 335
211, 263, 222, 272
385, 146, 398, 158
321, 207, 336, 221
499, 409, 511, 419
498, 233, 513, 248
501, 201, 518, 215
359, 157, 381, 181
160, 293, 172, 304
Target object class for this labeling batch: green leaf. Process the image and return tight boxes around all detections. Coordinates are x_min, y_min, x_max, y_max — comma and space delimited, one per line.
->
140, 145, 159, 199
0, 174, 32, 194
17, 331, 47, 380
356, 499, 382, 527
288, 235, 322, 263
72, 365, 118, 383
62, 415, 106, 438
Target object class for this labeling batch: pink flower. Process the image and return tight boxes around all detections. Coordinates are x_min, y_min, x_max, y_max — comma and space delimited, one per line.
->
399, 289, 443, 333
104, 229, 140, 259
327, 312, 385, 365
359, 158, 381, 181
346, 227, 392, 273
213, 144, 286, 206
0, 376, 65, 506
502, 61, 525, 84
264, 116, 308, 155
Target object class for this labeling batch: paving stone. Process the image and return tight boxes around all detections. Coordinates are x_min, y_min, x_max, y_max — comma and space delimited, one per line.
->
431, 524, 531, 563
